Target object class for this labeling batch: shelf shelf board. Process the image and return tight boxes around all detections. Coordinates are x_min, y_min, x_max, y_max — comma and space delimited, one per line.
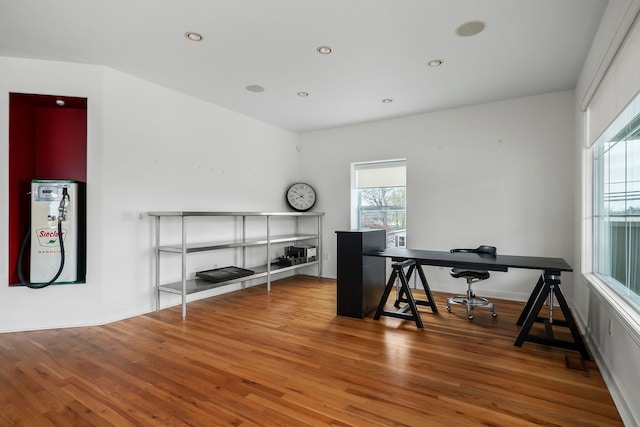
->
158, 234, 319, 253
158, 260, 320, 294
149, 211, 324, 217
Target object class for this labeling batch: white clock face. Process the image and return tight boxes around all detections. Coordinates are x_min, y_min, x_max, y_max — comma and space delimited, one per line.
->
286, 183, 316, 211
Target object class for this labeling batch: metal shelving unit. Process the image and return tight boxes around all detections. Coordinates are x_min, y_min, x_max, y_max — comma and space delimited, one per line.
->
148, 211, 324, 319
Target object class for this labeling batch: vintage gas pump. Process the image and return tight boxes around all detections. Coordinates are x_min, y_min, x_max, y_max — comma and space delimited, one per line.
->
18, 179, 80, 288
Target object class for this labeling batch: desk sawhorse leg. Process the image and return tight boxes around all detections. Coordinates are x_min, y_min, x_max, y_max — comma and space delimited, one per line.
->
373, 260, 438, 328
514, 271, 591, 360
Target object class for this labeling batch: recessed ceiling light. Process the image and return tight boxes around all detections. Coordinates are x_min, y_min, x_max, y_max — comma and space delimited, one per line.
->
382, 98, 393, 103
185, 31, 203, 42
456, 21, 486, 37
317, 46, 333, 54
428, 59, 443, 67
55, 99, 65, 106
246, 85, 265, 93
297, 91, 309, 97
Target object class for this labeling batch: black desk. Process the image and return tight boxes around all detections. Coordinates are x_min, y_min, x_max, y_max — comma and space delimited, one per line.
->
367, 247, 590, 360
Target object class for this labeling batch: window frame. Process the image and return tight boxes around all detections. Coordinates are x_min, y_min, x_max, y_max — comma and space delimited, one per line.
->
351, 159, 407, 248
590, 91, 640, 330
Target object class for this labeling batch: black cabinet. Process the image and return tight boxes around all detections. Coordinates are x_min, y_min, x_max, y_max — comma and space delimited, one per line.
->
335, 229, 386, 318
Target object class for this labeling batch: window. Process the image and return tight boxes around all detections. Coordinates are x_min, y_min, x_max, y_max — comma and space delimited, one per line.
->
352, 160, 406, 247
593, 92, 640, 310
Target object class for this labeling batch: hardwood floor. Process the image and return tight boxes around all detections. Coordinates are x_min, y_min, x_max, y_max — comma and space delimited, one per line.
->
0, 276, 622, 426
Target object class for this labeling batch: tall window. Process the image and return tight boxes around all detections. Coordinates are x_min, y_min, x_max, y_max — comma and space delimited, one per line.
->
352, 160, 406, 247
593, 91, 640, 310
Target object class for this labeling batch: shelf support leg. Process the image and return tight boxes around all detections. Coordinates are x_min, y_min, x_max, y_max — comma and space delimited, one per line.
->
318, 215, 323, 278
267, 215, 271, 293
181, 216, 187, 320
241, 216, 246, 291
155, 216, 160, 312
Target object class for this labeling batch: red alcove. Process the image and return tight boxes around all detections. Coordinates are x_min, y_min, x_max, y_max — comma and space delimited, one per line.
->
8, 93, 87, 286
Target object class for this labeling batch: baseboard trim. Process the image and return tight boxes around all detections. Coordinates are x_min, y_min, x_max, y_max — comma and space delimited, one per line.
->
573, 305, 638, 427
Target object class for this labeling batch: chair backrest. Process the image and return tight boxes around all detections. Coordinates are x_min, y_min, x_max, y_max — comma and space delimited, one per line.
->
450, 245, 496, 256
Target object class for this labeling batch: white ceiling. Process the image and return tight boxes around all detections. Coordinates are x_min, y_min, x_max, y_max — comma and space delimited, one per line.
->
0, 0, 607, 133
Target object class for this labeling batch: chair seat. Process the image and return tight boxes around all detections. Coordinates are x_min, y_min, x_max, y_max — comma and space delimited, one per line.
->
450, 268, 490, 281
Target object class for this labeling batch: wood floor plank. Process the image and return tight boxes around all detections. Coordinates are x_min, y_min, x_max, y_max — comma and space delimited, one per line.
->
0, 276, 623, 426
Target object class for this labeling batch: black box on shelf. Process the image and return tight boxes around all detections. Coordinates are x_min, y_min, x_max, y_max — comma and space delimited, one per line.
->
275, 256, 308, 267
285, 245, 317, 261
195, 266, 254, 283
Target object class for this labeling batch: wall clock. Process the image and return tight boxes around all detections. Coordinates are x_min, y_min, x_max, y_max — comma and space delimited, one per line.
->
286, 182, 316, 212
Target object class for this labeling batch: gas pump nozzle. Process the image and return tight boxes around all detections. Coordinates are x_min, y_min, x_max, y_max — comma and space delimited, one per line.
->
58, 188, 70, 222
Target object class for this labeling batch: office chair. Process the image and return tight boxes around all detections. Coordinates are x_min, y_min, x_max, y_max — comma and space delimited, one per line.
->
446, 245, 497, 320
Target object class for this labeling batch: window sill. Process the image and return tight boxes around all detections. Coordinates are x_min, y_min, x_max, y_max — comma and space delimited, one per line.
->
582, 272, 640, 346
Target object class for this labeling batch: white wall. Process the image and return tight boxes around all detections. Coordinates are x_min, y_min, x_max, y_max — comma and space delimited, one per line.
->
573, 11, 640, 427
0, 57, 300, 332
299, 91, 576, 302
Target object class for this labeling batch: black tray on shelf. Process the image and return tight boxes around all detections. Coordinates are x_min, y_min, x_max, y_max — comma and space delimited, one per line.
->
195, 266, 255, 283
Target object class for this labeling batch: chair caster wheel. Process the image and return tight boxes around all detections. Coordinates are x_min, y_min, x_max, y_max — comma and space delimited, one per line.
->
467, 315, 474, 320
446, 307, 452, 312
491, 312, 498, 318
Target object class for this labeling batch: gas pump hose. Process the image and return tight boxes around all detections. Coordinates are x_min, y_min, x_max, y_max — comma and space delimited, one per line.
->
17, 219, 66, 289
